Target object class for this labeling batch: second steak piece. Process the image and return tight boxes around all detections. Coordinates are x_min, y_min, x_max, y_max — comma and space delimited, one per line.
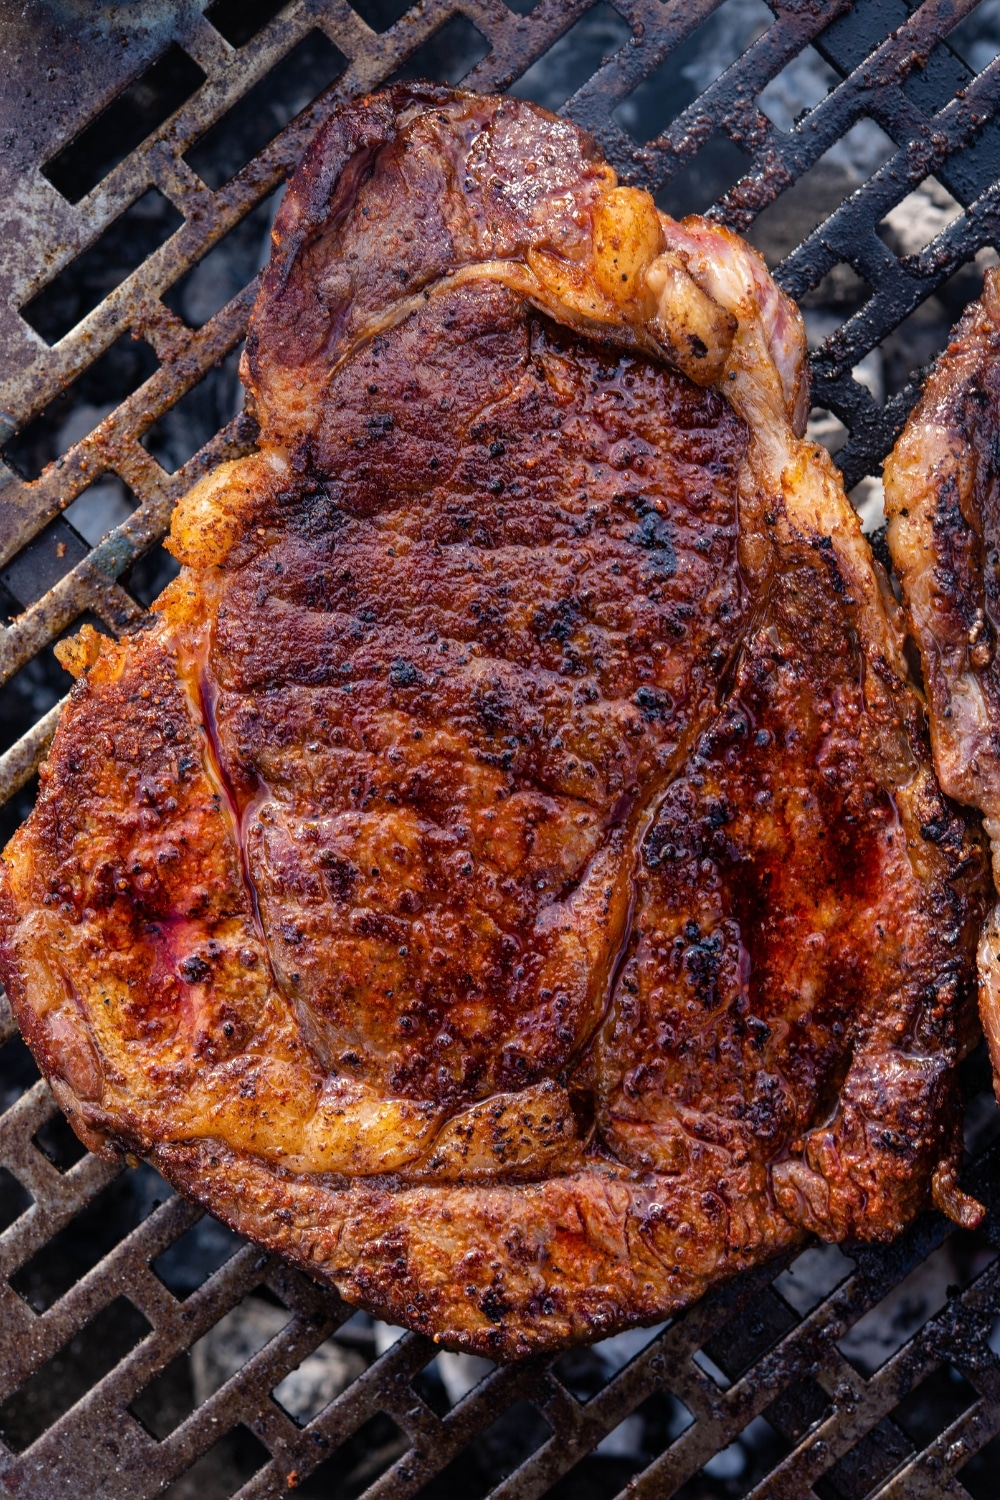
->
886, 268, 1000, 1099
0, 86, 988, 1357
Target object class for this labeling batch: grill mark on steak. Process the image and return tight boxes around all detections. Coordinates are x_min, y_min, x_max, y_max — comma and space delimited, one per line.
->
0, 86, 989, 1357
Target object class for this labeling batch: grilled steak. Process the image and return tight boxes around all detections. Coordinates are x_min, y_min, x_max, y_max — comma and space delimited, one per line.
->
885, 268, 1000, 1100
0, 87, 987, 1357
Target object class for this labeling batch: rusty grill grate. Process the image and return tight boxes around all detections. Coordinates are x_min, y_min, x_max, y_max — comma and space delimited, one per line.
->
4, 1, 1000, 1496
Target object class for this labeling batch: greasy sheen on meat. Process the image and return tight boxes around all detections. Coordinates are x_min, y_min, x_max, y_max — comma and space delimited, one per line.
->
0, 87, 988, 1357
885, 267, 1000, 1099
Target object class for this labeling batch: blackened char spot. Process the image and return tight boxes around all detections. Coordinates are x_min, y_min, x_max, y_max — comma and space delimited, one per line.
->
320, 853, 359, 901
630, 509, 677, 576
532, 595, 582, 646
635, 685, 673, 721
389, 657, 421, 687
473, 676, 514, 735
480, 1287, 509, 1322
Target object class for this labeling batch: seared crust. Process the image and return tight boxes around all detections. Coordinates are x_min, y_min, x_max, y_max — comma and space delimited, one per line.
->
0, 89, 988, 1356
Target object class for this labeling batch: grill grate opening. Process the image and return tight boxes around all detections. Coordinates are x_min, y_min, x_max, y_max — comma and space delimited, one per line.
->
448, 1399, 553, 1491
691, 1346, 731, 1388
408, 1363, 453, 1420
2, 331, 159, 479
509, 4, 634, 111
773, 1241, 856, 1315
141, 351, 245, 474
192, 1295, 296, 1404
205, 0, 296, 50
655, 139, 754, 218
699, 1412, 792, 1495
700, 1289, 798, 1381
151, 1218, 244, 1302
19, 194, 184, 348
0, 516, 91, 610
61, 477, 139, 550
0, 1168, 32, 1236
129, 1351, 199, 1441
952, 7, 1000, 70
891, 1365, 981, 1450
29, 1113, 89, 1178
0, 1296, 153, 1453
0, 621, 100, 738
305, 1412, 412, 1494
120, 543, 183, 610
799, 266, 873, 331
815, 1418, 917, 1500
387, 15, 492, 88
749, 122, 897, 266
271, 1336, 369, 1426
878, 254, 1000, 390
553, 1352, 611, 1404
41, 45, 207, 206
838, 1232, 1000, 1378
161, 1423, 271, 1499
764, 1375, 833, 1444
4, 3, 1000, 1498
960, 1431, 1000, 1498
547, 1431, 648, 1497
878, 175, 964, 253
184, 31, 350, 190
162, 189, 282, 329
640, 1388, 697, 1448
614, 0, 773, 142
756, 43, 839, 131
0, 1032, 41, 1108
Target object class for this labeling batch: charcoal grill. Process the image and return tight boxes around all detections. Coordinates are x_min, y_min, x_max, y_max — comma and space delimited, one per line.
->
4, 1, 1000, 1496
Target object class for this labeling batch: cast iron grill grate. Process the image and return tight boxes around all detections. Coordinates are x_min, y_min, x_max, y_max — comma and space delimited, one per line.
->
2, 1, 1000, 1496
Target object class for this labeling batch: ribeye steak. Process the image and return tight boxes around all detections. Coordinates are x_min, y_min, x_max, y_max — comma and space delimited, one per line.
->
0, 87, 988, 1356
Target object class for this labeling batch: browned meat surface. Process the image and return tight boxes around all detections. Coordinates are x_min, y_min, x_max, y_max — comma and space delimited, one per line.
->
885, 268, 1000, 1098
0, 87, 988, 1357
